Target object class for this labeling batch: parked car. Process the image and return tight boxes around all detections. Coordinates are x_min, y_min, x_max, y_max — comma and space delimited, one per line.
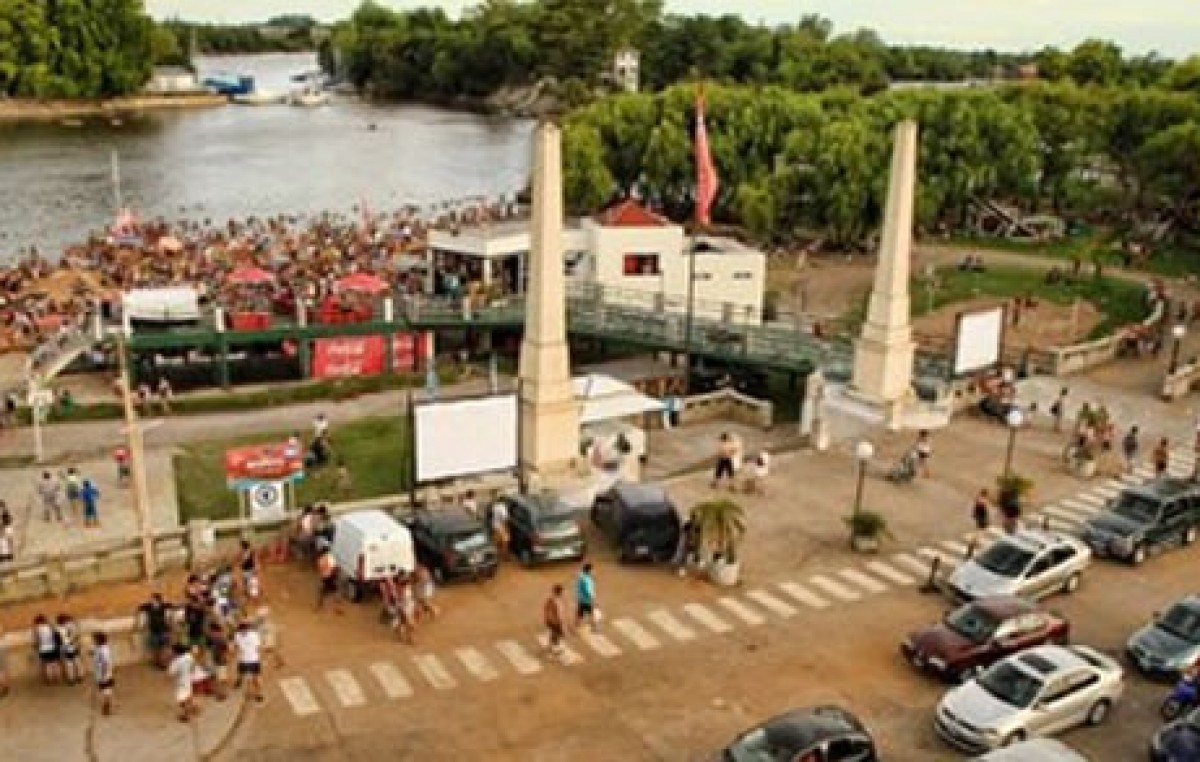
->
934, 644, 1123, 754
946, 530, 1091, 603
403, 509, 497, 583
1151, 706, 1200, 761
970, 737, 1087, 761
1082, 479, 1200, 565
1126, 594, 1200, 680
329, 509, 415, 601
713, 706, 878, 762
495, 492, 586, 566
591, 482, 681, 563
902, 596, 1071, 683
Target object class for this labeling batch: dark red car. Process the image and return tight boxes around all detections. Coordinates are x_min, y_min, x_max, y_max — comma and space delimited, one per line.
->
901, 596, 1070, 683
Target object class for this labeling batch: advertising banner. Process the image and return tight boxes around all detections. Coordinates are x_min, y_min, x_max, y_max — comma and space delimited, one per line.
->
312, 333, 426, 378
224, 442, 304, 490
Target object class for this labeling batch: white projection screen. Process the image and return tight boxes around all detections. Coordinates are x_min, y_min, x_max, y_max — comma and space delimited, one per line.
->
415, 394, 518, 482
953, 306, 1005, 375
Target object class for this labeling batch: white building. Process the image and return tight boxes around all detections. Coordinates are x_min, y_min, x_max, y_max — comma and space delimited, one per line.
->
145, 66, 206, 95
612, 49, 640, 93
425, 199, 766, 325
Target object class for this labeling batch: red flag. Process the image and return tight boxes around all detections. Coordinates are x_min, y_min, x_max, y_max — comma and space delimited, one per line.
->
693, 86, 719, 226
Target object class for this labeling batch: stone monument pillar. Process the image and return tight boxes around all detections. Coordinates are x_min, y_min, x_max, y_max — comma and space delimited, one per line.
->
851, 120, 918, 406
518, 120, 580, 486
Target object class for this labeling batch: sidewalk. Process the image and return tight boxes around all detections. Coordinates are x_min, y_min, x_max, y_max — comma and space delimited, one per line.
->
0, 663, 245, 762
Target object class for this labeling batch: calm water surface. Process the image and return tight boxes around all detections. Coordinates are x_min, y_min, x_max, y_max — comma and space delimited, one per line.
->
0, 54, 534, 262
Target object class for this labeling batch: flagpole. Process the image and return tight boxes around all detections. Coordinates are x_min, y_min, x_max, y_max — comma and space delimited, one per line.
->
683, 232, 697, 396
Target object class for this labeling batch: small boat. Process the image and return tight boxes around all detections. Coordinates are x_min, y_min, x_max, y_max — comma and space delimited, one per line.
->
231, 90, 286, 106
290, 89, 331, 107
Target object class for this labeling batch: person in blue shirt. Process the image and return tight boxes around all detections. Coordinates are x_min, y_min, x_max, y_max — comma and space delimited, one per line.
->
574, 563, 598, 632
81, 479, 101, 528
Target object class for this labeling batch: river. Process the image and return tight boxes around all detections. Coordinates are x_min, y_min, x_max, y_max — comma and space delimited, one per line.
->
0, 53, 534, 263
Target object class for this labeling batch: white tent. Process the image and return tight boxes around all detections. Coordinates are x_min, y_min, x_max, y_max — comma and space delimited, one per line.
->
124, 287, 200, 322
572, 373, 664, 425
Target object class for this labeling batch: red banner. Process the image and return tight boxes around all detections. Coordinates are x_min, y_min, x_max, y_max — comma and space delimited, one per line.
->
224, 442, 304, 487
312, 333, 425, 378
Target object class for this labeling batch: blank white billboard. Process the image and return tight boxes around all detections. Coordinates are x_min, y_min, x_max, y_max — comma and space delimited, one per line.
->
415, 394, 518, 482
954, 307, 1004, 375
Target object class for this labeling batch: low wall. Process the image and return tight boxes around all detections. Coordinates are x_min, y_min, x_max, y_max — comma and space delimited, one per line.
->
0, 94, 227, 123
679, 388, 773, 429
1047, 298, 1164, 376
1162, 358, 1200, 401
0, 474, 518, 607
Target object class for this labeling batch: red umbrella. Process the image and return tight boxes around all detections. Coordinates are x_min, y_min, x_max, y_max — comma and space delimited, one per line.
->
227, 266, 276, 286
336, 272, 389, 294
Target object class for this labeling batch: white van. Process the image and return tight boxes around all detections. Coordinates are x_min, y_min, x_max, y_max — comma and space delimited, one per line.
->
330, 509, 415, 601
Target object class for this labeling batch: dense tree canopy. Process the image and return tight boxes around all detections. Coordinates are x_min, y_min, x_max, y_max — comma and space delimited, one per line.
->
0, 0, 153, 98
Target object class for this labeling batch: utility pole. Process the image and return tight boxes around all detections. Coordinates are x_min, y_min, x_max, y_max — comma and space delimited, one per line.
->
117, 339, 156, 580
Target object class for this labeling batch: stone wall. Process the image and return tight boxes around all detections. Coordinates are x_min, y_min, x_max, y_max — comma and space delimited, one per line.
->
0, 94, 227, 123
679, 388, 773, 429
1047, 298, 1164, 376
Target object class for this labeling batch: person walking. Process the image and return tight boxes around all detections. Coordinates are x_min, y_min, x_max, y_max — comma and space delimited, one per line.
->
1123, 426, 1141, 473
92, 631, 114, 715
233, 620, 264, 704
113, 446, 130, 487
315, 548, 341, 613
37, 471, 64, 523
64, 467, 82, 520
711, 432, 738, 490
33, 614, 61, 684
542, 584, 567, 661
206, 620, 230, 701
168, 643, 197, 723
1154, 437, 1171, 479
971, 489, 992, 537
490, 499, 510, 559
237, 540, 260, 603
574, 563, 599, 632
80, 479, 100, 528
915, 430, 933, 478
137, 593, 174, 669
57, 614, 83, 685
0, 518, 14, 564
413, 563, 439, 622
156, 378, 173, 415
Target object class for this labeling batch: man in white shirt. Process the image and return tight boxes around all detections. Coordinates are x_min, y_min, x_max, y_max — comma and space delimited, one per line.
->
168, 644, 196, 722
490, 500, 509, 558
313, 413, 330, 440
93, 631, 115, 716
234, 621, 264, 703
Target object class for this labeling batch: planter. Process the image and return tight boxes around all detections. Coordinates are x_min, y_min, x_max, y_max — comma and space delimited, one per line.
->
708, 558, 741, 587
1073, 459, 1098, 479
850, 535, 880, 553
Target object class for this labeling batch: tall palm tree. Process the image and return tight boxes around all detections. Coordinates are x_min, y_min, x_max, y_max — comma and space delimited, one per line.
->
690, 498, 746, 563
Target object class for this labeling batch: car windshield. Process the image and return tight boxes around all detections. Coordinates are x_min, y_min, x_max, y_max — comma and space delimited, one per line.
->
977, 662, 1044, 709
536, 515, 578, 535
1160, 604, 1200, 643
451, 531, 489, 552
945, 604, 1000, 644
723, 728, 781, 762
975, 543, 1035, 578
1112, 494, 1161, 523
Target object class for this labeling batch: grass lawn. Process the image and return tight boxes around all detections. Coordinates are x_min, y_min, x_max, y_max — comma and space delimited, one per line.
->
917, 265, 1151, 339
945, 234, 1199, 279
173, 415, 410, 522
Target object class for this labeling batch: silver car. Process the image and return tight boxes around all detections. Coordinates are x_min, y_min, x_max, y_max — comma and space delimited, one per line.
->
971, 737, 1088, 760
935, 644, 1124, 754
947, 530, 1091, 603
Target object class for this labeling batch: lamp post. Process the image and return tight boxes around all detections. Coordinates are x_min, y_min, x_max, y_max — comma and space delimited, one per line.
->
681, 237, 698, 395
1169, 323, 1187, 374
1003, 407, 1024, 478
117, 339, 156, 581
852, 440, 875, 523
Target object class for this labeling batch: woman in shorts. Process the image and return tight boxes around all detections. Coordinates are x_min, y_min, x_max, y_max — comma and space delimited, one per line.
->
92, 632, 114, 715
32, 614, 61, 684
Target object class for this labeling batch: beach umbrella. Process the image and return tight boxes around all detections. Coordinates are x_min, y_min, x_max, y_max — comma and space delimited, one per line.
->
336, 272, 389, 294
226, 266, 275, 286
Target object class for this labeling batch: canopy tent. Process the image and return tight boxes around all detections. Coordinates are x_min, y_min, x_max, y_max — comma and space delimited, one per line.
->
336, 272, 389, 294
572, 373, 665, 425
124, 287, 200, 323
226, 265, 275, 286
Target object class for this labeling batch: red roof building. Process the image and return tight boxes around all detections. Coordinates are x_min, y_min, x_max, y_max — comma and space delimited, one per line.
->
594, 199, 670, 228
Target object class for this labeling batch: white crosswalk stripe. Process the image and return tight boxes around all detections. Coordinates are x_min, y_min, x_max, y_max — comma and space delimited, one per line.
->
325, 668, 366, 708
578, 629, 622, 658
413, 654, 458, 689
939, 540, 970, 557
279, 676, 320, 716
837, 568, 887, 595
683, 602, 732, 633
1061, 497, 1101, 514
456, 646, 500, 682
808, 574, 862, 602
719, 596, 766, 626
745, 589, 797, 618
611, 618, 661, 650
648, 609, 696, 642
866, 560, 915, 586
776, 581, 829, 609
918, 547, 960, 569
495, 640, 542, 675
1134, 465, 1155, 477
369, 661, 413, 699
892, 552, 933, 576
1091, 485, 1121, 499
536, 633, 584, 665
1120, 473, 1143, 484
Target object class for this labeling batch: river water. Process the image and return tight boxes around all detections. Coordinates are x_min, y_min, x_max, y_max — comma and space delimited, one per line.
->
0, 54, 534, 263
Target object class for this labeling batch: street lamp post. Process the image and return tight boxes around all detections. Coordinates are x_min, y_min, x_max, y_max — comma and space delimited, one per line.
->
1169, 323, 1187, 374
1003, 407, 1024, 478
117, 340, 156, 581
852, 440, 875, 522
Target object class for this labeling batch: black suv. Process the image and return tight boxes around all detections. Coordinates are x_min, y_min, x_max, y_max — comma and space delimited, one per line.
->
1082, 478, 1200, 565
495, 492, 586, 566
404, 509, 498, 583
591, 482, 681, 563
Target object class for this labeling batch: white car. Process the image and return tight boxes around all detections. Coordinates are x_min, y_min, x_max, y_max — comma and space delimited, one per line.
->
971, 737, 1088, 760
947, 530, 1091, 603
935, 644, 1124, 754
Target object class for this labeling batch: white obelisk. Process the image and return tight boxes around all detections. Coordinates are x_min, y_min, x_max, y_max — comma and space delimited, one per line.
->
851, 120, 918, 406
517, 119, 580, 486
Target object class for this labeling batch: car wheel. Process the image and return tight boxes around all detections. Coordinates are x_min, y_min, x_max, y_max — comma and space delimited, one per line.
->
1131, 544, 1147, 566
957, 665, 982, 683
1002, 730, 1026, 747
1086, 698, 1112, 726
1184, 527, 1197, 546
1062, 572, 1081, 594
517, 547, 532, 566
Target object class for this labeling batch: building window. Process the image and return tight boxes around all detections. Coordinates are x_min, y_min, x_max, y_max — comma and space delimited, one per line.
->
623, 253, 660, 276
732, 271, 754, 280
693, 272, 713, 281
